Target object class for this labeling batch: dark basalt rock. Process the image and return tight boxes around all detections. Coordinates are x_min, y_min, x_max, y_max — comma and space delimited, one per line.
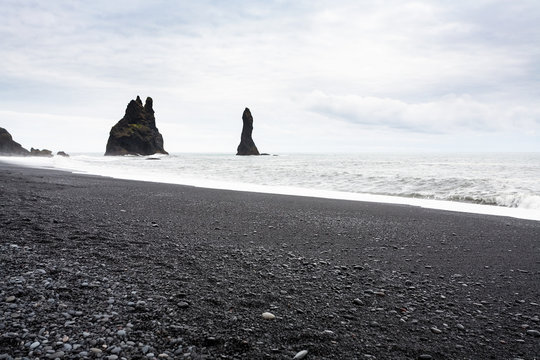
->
30, 148, 53, 157
105, 96, 168, 156
0, 127, 30, 156
236, 108, 260, 156
57, 151, 69, 157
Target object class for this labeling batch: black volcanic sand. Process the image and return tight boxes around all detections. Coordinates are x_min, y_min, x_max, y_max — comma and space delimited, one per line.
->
1, 162, 539, 360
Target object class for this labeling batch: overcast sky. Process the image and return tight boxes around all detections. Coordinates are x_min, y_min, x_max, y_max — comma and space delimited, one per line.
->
1, 0, 539, 153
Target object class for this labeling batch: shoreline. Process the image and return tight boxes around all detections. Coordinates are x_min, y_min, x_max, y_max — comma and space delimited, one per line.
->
1, 162, 539, 359
2, 155, 540, 222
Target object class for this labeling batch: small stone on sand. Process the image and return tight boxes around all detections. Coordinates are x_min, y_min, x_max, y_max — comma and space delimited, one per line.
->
293, 349, 308, 359
262, 312, 275, 320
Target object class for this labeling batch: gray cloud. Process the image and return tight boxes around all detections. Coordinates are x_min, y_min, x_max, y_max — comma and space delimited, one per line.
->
306, 91, 540, 134
0, 1, 539, 152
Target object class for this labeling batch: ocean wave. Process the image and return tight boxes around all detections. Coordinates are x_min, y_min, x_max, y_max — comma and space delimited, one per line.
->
369, 191, 540, 210
2, 152, 540, 216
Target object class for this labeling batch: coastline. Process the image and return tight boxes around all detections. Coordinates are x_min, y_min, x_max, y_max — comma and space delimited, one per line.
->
1, 162, 539, 359
2, 154, 540, 222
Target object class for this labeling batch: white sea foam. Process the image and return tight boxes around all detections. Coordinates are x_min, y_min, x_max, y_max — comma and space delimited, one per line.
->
2, 152, 540, 221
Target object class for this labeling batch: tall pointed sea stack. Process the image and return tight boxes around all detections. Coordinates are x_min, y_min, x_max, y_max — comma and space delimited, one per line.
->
236, 107, 260, 156
105, 96, 168, 156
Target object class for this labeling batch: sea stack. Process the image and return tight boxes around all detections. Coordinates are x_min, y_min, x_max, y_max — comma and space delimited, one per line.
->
105, 96, 168, 156
236, 108, 260, 156
30, 148, 53, 157
0, 127, 30, 156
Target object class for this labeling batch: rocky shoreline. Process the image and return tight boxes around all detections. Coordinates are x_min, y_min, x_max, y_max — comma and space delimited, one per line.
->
0, 162, 539, 359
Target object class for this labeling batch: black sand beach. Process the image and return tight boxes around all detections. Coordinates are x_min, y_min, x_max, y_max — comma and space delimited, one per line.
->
1, 162, 539, 359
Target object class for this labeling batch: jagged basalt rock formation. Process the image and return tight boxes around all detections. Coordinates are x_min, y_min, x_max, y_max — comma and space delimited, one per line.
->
0, 128, 30, 156
105, 96, 168, 156
30, 148, 53, 157
57, 151, 69, 157
236, 108, 260, 156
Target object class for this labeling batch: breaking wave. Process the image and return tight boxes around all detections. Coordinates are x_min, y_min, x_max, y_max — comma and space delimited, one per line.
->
2, 152, 540, 220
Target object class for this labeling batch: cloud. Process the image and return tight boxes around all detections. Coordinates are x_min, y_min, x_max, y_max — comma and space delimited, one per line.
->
306, 91, 540, 135
1, 1, 538, 100
0, 1, 539, 152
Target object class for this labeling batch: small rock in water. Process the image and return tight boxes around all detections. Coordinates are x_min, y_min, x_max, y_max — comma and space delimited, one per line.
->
262, 312, 276, 320
294, 349, 308, 359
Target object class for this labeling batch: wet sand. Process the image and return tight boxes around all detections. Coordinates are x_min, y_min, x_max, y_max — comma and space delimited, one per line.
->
1, 162, 539, 359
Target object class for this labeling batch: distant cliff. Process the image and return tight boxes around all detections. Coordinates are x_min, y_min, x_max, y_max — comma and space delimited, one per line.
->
0, 127, 30, 156
105, 96, 168, 156
236, 108, 260, 156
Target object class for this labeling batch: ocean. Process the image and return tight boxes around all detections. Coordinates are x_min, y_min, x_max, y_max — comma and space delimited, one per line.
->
2, 152, 540, 221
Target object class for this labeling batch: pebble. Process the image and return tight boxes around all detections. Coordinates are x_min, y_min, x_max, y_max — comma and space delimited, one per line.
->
293, 350, 308, 359
47, 351, 64, 358
526, 329, 540, 337
90, 348, 102, 354
262, 312, 276, 320
178, 301, 190, 308
457, 323, 465, 331
418, 355, 433, 360
353, 298, 364, 305
117, 329, 127, 336
30, 341, 40, 350
430, 327, 442, 334
5, 296, 16, 303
